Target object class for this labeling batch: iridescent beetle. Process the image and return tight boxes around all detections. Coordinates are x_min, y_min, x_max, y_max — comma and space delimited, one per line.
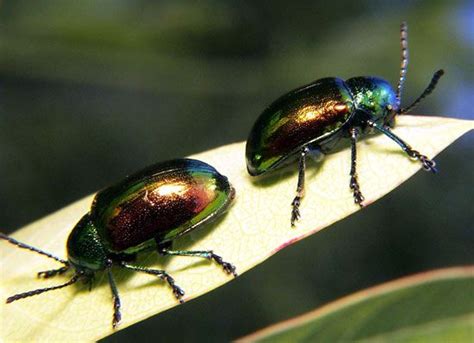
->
246, 22, 444, 226
0, 159, 236, 328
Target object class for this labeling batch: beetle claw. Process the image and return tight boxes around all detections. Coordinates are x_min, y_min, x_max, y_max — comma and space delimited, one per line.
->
174, 286, 185, 302
222, 262, 238, 277
112, 311, 121, 329
209, 252, 238, 277
291, 196, 302, 226
407, 149, 438, 173
349, 175, 365, 207
159, 273, 185, 302
420, 156, 437, 173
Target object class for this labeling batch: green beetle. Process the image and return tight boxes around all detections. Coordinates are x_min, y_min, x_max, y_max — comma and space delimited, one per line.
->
1, 158, 236, 328
246, 22, 444, 225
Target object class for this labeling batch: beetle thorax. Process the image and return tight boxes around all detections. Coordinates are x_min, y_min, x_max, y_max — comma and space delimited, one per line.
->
345, 77, 398, 126
67, 214, 108, 272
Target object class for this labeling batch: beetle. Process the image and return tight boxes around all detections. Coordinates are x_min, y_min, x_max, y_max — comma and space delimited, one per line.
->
246, 22, 444, 226
0, 158, 237, 328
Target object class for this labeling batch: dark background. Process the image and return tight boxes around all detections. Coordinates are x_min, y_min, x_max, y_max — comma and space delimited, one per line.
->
0, 1, 472, 341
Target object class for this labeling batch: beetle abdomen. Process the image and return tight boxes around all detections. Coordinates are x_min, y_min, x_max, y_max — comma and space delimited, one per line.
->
91, 159, 233, 252
246, 77, 354, 175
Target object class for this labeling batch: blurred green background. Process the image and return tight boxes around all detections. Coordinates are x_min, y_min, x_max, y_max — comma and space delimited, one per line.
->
0, 1, 472, 341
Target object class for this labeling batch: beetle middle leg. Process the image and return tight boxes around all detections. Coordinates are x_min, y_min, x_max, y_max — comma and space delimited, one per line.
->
157, 242, 237, 277
349, 127, 365, 206
118, 262, 185, 302
291, 147, 309, 226
368, 121, 437, 173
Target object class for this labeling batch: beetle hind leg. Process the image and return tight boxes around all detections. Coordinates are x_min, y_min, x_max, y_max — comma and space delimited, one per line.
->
349, 128, 365, 206
291, 147, 309, 226
119, 262, 185, 302
157, 244, 237, 277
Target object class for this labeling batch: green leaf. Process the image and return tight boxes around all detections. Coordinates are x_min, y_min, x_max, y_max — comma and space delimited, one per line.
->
0, 116, 472, 341
238, 266, 474, 342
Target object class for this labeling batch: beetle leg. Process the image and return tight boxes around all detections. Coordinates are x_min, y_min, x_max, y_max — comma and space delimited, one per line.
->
157, 246, 237, 277
291, 147, 308, 227
350, 128, 365, 206
106, 268, 122, 329
368, 121, 437, 173
118, 262, 185, 302
37, 265, 70, 279
87, 274, 96, 291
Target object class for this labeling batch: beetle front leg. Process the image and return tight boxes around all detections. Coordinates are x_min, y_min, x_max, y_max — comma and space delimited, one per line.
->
368, 121, 437, 173
106, 268, 122, 329
157, 243, 237, 277
37, 265, 70, 279
349, 128, 365, 206
291, 147, 308, 226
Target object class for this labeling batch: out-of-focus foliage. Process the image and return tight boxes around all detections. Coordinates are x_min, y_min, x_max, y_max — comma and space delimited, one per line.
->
240, 267, 474, 342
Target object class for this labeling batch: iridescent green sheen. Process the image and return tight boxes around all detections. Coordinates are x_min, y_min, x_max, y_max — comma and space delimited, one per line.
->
1, 158, 236, 328
246, 78, 354, 176
346, 77, 398, 124
63, 159, 234, 270
67, 215, 106, 271
246, 77, 399, 176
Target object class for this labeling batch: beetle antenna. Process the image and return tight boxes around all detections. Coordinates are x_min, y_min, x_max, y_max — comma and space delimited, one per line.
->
6, 274, 81, 303
398, 69, 444, 114
396, 21, 409, 108
0, 232, 68, 265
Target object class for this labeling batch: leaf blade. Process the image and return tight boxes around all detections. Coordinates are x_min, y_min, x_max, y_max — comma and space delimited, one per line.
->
0, 115, 472, 341
238, 266, 474, 342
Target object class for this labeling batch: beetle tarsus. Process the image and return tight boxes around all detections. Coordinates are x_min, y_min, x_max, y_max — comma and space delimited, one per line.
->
421, 156, 437, 173
407, 149, 438, 173
159, 272, 185, 302
37, 266, 70, 279
208, 252, 238, 277
350, 176, 365, 206
291, 196, 302, 226
112, 303, 121, 329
